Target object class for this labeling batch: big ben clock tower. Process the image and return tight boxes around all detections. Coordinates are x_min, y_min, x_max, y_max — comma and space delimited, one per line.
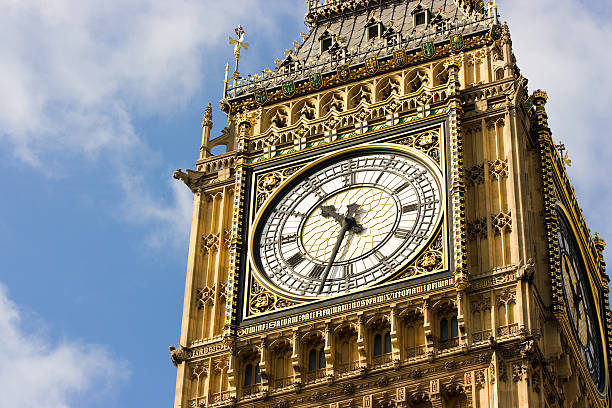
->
172, 1, 612, 407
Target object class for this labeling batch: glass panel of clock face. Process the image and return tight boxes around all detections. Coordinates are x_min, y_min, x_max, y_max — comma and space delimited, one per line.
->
253, 149, 442, 299
556, 209, 605, 392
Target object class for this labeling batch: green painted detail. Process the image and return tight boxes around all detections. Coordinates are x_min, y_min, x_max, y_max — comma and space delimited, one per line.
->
247, 106, 453, 163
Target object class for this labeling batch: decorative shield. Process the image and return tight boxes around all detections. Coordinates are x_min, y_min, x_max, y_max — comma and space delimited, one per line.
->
255, 88, 268, 104
393, 49, 407, 67
365, 57, 379, 74
422, 42, 436, 58
475, 0, 485, 12
309, 73, 323, 90
450, 33, 464, 52
337, 64, 351, 81
282, 80, 295, 97
490, 24, 502, 40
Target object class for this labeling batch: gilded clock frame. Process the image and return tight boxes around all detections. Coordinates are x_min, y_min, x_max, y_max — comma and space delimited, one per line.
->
240, 124, 452, 321
553, 202, 608, 396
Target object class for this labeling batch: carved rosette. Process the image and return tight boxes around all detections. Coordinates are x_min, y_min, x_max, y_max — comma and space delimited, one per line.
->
255, 164, 304, 211
398, 229, 445, 279
393, 129, 441, 166
248, 279, 301, 317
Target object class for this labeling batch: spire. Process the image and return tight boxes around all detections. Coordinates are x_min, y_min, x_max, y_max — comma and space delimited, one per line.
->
200, 103, 213, 159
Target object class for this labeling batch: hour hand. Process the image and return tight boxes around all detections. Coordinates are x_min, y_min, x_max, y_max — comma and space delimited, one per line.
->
320, 205, 344, 224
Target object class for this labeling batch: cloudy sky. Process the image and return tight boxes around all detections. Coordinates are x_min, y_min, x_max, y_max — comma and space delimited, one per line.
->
0, 0, 610, 406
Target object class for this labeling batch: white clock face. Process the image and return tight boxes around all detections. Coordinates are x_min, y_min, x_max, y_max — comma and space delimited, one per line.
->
251, 147, 443, 298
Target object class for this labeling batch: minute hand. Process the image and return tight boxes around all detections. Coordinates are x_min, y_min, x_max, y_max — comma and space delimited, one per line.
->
316, 220, 351, 295
316, 203, 362, 295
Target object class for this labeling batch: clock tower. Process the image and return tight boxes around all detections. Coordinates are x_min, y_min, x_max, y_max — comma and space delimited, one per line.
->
172, 1, 612, 407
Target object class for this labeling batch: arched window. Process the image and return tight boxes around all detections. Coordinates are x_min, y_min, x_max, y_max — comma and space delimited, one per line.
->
384, 331, 392, 354
318, 348, 326, 369
308, 349, 317, 372
440, 318, 449, 341
244, 364, 253, 386
451, 316, 459, 338
373, 333, 383, 356
254, 363, 261, 384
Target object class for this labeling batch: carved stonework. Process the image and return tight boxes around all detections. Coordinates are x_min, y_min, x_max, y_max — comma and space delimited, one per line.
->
201, 232, 220, 253
255, 164, 304, 211
467, 217, 487, 240
174, 169, 207, 193
196, 286, 215, 308
170, 345, 188, 367
488, 159, 509, 180
192, 363, 208, 378
474, 370, 485, 389
496, 288, 516, 304
398, 231, 444, 278
491, 211, 512, 235
512, 363, 526, 382
471, 296, 491, 312
465, 164, 485, 186
393, 129, 441, 165
249, 279, 301, 316
499, 361, 507, 382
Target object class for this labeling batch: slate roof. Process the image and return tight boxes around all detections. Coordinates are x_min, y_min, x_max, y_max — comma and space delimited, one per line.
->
225, 0, 494, 101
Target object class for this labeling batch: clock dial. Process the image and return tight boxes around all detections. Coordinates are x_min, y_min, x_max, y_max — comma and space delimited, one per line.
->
251, 146, 442, 298
556, 208, 605, 392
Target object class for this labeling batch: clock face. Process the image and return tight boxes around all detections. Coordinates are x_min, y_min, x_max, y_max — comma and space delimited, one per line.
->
556, 208, 605, 392
251, 146, 443, 299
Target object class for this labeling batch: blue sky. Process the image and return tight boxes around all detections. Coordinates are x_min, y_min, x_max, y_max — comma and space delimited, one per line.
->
0, 0, 610, 407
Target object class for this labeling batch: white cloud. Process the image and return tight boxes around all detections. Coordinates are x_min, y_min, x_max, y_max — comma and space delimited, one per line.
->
499, 0, 612, 258
119, 169, 193, 249
0, 284, 129, 408
0, 0, 301, 247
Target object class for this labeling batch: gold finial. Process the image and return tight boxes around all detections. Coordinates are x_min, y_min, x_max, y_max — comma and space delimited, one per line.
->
284, 49, 293, 57
300, 32, 308, 40
229, 25, 248, 83
555, 143, 572, 167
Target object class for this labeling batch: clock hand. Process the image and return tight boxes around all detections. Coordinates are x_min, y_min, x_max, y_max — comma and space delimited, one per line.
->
320, 205, 344, 225
345, 203, 364, 233
316, 204, 362, 295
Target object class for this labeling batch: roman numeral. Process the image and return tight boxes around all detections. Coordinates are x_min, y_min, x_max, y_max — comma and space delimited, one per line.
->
373, 251, 394, 272
281, 234, 298, 245
394, 182, 411, 194
395, 229, 428, 240
305, 179, 327, 199
309, 265, 325, 279
343, 171, 357, 186
402, 203, 419, 214
394, 228, 412, 239
373, 251, 386, 262
277, 209, 306, 218
343, 264, 353, 277
286, 252, 305, 268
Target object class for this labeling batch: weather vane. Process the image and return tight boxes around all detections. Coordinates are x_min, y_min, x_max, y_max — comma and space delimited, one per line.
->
228, 25, 248, 83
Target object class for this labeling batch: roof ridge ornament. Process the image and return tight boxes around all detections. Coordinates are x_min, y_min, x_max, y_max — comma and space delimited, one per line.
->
228, 25, 249, 85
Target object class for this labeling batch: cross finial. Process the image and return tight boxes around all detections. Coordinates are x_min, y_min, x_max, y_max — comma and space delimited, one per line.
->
555, 142, 572, 167
229, 25, 249, 83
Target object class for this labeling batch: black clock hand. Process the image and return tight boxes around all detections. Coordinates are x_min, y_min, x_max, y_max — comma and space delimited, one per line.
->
321, 204, 364, 232
320, 205, 344, 225
316, 218, 351, 295
317, 203, 362, 295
